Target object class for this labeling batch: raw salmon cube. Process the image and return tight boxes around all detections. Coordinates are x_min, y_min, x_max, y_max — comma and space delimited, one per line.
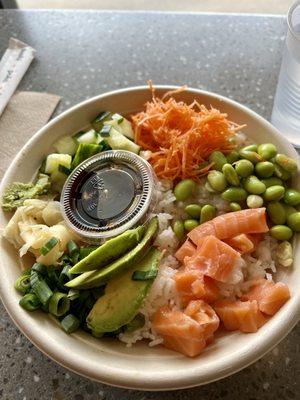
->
214, 299, 268, 333
185, 235, 240, 283
242, 278, 290, 316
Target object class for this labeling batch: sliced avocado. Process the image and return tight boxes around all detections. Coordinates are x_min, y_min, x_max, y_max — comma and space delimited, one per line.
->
65, 217, 158, 289
86, 247, 161, 334
69, 225, 146, 274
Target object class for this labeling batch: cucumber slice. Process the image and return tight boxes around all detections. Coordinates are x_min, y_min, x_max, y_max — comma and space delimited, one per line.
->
54, 136, 78, 156
45, 154, 72, 174
104, 117, 134, 140
76, 129, 99, 145
91, 111, 112, 132
99, 127, 139, 154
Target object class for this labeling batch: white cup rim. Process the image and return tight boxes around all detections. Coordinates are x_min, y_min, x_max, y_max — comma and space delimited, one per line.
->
288, 0, 300, 40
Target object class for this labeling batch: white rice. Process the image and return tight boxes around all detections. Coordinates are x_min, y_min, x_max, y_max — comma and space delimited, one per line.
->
119, 172, 283, 347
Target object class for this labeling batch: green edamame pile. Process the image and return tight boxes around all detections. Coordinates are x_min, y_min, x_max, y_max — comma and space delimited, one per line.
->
171, 143, 299, 241
205, 144, 300, 240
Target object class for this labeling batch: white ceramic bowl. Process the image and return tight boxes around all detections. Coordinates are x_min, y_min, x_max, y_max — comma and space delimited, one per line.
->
1, 86, 300, 391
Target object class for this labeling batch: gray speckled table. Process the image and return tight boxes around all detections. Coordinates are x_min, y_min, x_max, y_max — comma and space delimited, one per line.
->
0, 10, 299, 400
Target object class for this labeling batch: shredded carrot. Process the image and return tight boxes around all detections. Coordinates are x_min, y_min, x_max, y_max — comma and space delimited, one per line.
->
131, 83, 244, 181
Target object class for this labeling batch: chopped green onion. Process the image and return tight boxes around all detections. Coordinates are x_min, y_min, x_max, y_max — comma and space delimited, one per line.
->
31, 278, 53, 306
60, 254, 73, 265
111, 113, 124, 123
46, 265, 60, 287
30, 270, 39, 287
67, 289, 80, 301
79, 246, 98, 260
14, 270, 31, 294
61, 314, 80, 333
40, 237, 58, 256
19, 293, 41, 311
67, 240, 79, 264
32, 262, 47, 275
131, 270, 158, 281
99, 124, 111, 137
59, 265, 73, 286
49, 292, 70, 317
58, 164, 71, 175
67, 240, 78, 255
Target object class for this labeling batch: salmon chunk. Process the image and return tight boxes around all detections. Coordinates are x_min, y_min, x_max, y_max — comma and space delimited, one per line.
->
175, 239, 196, 263
242, 278, 290, 315
175, 269, 220, 305
214, 299, 268, 333
224, 234, 256, 254
188, 208, 269, 246
153, 300, 219, 357
185, 235, 240, 283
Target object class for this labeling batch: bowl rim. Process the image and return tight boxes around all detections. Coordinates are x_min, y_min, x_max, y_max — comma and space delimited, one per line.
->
1, 85, 300, 391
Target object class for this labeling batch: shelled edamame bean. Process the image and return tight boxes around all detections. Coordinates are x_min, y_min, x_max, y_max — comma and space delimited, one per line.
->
207, 171, 227, 192
239, 148, 262, 164
275, 154, 297, 173
184, 219, 199, 232
173, 179, 196, 201
185, 204, 202, 218
221, 187, 248, 202
287, 212, 300, 232
234, 159, 254, 178
283, 189, 300, 206
226, 150, 240, 164
172, 220, 185, 240
255, 161, 275, 178
200, 204, 216, 224
270, 225, 293, 240
243, 175, 266, 195
246, 195, 264, 209
267, 202, 286, 224
257, 143, 277, 160
222, 163, 240, 186
264, 185, 285, 201
209, 151, 227, 171
274, 164, 291, 181
229, 202, 241, 211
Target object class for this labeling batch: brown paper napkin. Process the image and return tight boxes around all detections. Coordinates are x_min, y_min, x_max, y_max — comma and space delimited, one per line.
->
0, 91, 61, 178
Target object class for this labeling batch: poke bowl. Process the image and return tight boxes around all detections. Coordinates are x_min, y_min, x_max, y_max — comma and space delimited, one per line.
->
0, 85, 300, 390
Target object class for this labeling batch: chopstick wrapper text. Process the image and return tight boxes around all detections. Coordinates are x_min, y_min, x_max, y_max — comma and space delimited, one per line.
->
0, 38, 36, 117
